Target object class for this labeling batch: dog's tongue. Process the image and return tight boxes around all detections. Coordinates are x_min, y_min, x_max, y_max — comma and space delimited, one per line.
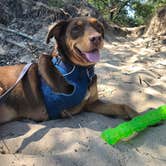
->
83, 50, 100, 62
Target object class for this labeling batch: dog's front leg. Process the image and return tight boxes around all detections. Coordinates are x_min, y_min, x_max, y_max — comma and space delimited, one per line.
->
85, 99, 138, 120
38, 54, 73, 94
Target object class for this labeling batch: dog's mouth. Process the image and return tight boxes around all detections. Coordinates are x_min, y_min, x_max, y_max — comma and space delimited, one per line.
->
74, 46, 100, 63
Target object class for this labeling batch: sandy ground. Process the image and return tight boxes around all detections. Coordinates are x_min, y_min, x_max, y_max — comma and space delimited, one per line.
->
0, 37, 166, 166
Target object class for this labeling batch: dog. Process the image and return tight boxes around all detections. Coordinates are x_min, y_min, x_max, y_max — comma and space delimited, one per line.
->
0, 17, 138, 124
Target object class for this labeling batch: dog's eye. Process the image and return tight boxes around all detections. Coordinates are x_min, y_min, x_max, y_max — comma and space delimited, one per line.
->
91, 22, 104, 38
71, 25, 84, 39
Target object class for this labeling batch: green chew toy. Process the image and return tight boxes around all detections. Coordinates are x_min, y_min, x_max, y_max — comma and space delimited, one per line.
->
101, 105, 166, 145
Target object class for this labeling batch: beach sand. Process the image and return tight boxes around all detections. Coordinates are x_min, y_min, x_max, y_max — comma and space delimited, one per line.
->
0, 37, 166, 166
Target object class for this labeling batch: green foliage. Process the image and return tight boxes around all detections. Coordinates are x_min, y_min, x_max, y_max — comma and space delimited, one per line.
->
148, 0, 166, 8
131, 1, 154, 26
87, 0, 166, 27
47, 0, 166, 26
48, 0, 65, 8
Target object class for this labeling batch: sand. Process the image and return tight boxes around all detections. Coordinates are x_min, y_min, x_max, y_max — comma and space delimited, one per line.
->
0, 36, 166, 166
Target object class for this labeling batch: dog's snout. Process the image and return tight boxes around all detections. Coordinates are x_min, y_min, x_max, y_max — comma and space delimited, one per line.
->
89, 34, 102, 45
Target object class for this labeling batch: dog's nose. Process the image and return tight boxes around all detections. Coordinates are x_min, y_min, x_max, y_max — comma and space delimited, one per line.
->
89, 35, 102, 45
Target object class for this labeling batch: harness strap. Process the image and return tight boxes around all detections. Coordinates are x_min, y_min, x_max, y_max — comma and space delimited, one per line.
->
0, 63, 32, 104
53, 56, 95, 82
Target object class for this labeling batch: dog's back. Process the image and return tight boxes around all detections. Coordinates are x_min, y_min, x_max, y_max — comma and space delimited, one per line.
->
0, 63, 48, 123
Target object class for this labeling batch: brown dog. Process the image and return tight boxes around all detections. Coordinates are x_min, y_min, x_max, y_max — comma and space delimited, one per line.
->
0, 17, 138, 124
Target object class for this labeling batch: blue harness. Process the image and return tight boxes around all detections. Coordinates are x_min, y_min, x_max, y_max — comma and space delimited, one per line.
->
40, 57, 95, 119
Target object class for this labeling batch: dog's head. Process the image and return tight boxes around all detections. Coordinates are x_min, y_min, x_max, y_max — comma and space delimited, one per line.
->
46, 17, 104, 66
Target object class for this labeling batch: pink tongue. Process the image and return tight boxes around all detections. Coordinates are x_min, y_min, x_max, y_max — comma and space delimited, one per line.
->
83, 50, 100, 62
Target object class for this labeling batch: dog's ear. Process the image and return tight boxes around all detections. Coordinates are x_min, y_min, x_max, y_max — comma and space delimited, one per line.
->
46, 20, 69, 44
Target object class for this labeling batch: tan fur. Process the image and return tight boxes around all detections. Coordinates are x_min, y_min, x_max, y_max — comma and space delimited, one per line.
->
0, 105, 18, 124
66, 26, 104, 66
66, 21, 103, 66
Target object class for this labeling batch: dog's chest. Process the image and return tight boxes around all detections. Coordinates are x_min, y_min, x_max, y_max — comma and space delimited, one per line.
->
40, 57, 95, 119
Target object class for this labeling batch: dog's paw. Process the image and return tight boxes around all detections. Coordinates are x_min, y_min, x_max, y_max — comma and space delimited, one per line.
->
123, 105, 139, 120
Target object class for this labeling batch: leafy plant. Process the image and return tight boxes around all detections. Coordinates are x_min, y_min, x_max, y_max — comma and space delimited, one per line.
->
87, 0, 166, 26
48, 0, 65, 8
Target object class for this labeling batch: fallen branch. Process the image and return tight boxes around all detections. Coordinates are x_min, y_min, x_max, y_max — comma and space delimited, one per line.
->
0, 36, 27, 49
0, 35, 43, 53
138, 75, 143, 86
0, 25, 37, 41
143, 80, 151, 87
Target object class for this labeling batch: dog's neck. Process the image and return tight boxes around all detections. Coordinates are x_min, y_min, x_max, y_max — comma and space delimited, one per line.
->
52, 56, 95, 83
